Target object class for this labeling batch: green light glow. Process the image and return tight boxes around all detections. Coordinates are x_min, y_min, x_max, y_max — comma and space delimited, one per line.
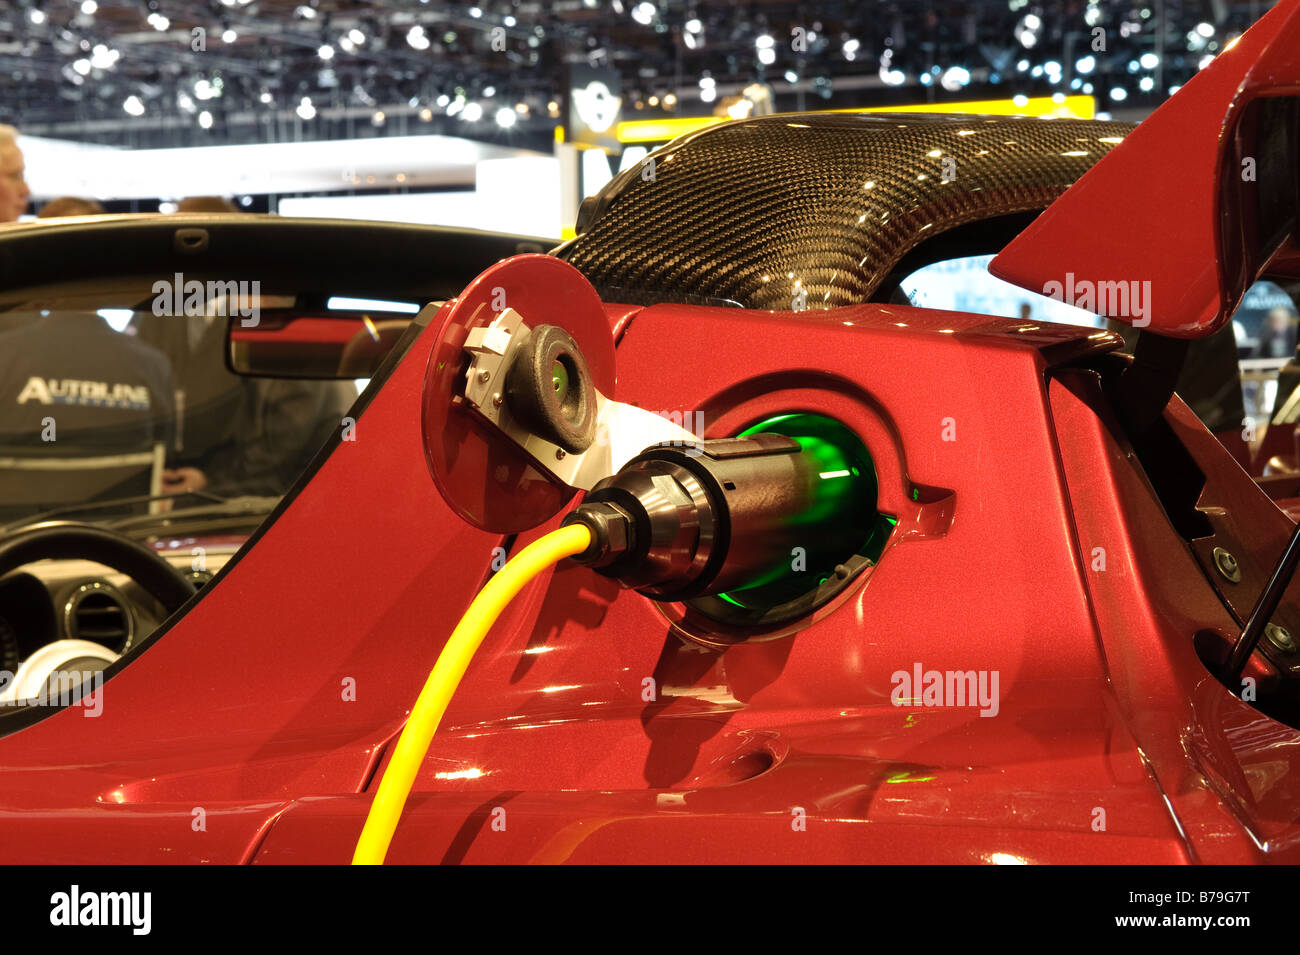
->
711, 412, 896, 613
885, 771, 936, 784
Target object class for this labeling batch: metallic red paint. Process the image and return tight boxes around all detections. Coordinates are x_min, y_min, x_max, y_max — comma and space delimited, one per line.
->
421, 254, 617, 534
0, 284, 1295, 863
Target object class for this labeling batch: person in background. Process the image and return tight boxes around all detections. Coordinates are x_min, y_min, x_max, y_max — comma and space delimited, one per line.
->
37, 196, 106, 218
0, 125, 30, 222
175, 196, 240, 214
1257, 306, 1299, 359
0, 312, 173, 455
127, 196, 352, 497
127, 195, 253, 493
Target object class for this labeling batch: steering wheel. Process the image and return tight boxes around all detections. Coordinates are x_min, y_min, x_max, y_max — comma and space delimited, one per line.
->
0, 521, 196, 614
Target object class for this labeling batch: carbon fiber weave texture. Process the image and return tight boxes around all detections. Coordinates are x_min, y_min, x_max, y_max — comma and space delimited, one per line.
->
556, 112, 1132, 309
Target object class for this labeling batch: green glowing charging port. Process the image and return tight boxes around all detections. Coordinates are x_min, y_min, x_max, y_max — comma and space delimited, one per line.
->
698, 412, 895, 624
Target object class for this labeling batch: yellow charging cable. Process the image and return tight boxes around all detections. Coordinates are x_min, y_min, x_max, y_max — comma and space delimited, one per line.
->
351, 522, 592, 865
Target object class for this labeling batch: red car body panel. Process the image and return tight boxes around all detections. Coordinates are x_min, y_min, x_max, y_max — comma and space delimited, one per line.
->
5, 286, 1294, 864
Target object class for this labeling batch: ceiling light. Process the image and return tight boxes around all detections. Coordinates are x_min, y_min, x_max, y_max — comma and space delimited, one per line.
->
28, 9, 46, 24
318, 44, 334, 60
1196, 22, 1214, 38
81, 1, 97, 15
296, 98, 316, 120
1014, 14, 1040, 48
495, 107, 516, 128
504, 16, 516, 27
700, 87, 716, 103
407, 26, 430, 50
436, 93, 451, 107
147, 13, 169, 30
1139, 52, 1159, 69
755, 34, 774, 50
123, 95, 145, 116
72, 58, 91, 76
1110, 86, 1128, 101
940, 66, 970, 91
295, 4, 317, 18
1075, 55, 1095, 74
1139, 76, 1154, 91
259, 91, 272, 104
631, 2, 656, 26
348, 29, 365, 44
469, 6, 482, 17
461, 101, 483, 122
89, 45, 119, 69
222, 28, 237, 43
198, 110, 214, 129
482, 85, 496, 97
685, 18, 702, 34
418, 107, 433, 121
757, 47, 775, 65
372, 110, 386, 126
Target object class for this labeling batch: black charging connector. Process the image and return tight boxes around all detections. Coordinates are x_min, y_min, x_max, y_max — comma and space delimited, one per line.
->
562, 433, 870, 603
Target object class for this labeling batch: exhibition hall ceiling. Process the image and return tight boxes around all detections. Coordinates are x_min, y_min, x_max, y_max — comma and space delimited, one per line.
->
0, 0, 1273, 146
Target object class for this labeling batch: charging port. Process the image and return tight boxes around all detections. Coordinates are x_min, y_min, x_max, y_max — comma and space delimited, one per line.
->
690, 412, 894, 626
564, 412, 894, 626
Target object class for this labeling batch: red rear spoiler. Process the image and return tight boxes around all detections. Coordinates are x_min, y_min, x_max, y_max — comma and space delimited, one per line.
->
990, 0, 1300, 339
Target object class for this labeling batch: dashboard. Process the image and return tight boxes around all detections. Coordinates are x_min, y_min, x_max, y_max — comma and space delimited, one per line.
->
0, 540, 240, 697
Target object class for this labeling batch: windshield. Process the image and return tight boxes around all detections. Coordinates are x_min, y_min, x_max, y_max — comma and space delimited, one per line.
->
0, 303, 362, 530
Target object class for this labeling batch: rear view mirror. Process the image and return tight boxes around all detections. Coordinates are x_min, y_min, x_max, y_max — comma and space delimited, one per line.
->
227, 301, 430, 379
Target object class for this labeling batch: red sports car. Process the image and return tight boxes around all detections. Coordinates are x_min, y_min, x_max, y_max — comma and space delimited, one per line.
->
1, 0, 1299, 868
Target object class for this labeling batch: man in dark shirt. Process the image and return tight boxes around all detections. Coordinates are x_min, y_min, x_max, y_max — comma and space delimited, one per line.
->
128, 312, 353, 497
0, 312, 174, 452
0, 312, 174, 517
